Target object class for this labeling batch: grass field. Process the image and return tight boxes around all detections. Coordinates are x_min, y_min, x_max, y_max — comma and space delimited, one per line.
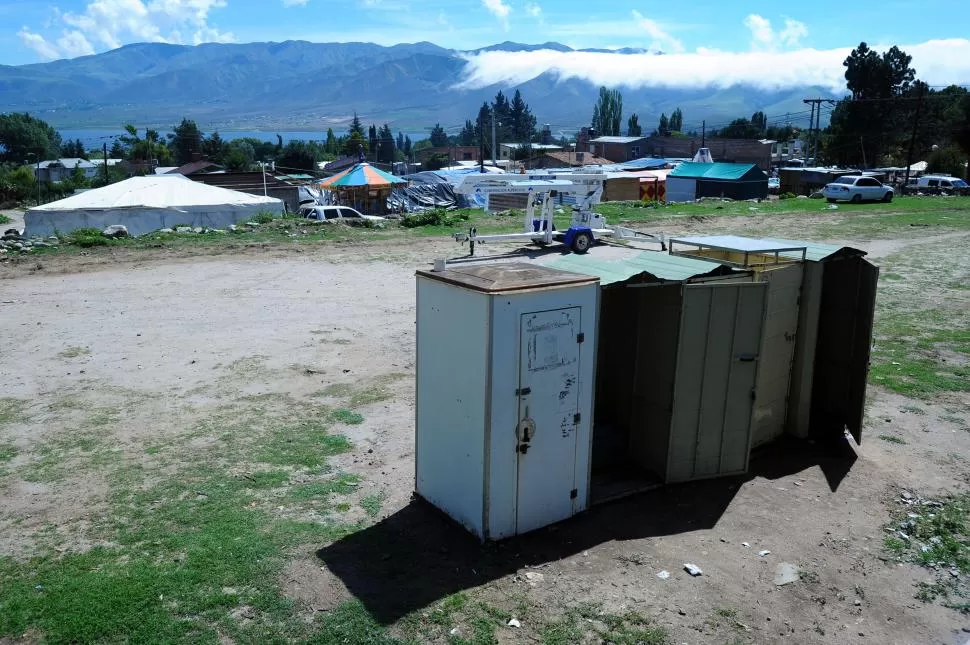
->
1, 195, 969, 644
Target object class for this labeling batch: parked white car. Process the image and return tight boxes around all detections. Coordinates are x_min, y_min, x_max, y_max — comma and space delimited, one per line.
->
822, 175, 894, 203
915, 175, 969, 194
299, 205, 385, 225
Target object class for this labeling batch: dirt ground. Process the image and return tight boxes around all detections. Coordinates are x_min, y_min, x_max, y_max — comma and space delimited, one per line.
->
1, 213, 969, 645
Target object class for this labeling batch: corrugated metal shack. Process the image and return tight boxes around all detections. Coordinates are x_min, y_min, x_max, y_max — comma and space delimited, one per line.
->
666, 162, 768, 202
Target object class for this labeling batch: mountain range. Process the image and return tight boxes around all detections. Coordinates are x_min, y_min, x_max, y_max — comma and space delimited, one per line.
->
0, 40, 837, 135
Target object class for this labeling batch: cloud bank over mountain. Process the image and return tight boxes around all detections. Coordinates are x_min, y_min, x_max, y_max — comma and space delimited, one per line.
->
457, 39, 970, 93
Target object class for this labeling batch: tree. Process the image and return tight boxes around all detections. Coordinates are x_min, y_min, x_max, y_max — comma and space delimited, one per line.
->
459, 120, 476, 146
425, 153, 449, 171
956, 94, 970, 178
226, 140, 255, 170
342, 131, 369, 157
169, 119, 204, 165
591, 87, 622, 136
657, 113, 669, 136
509, 89, 536, 141
376, 124, 395, 163
403, 135, 412, 157
0, 113, 62, 162
429, 123, 449, 147
0, 164, 37, 202
61, 138, 87, 159
720, 118, 763, 139
669, 108, 683, 133
627, 113, 642, 137
927, 145, 966, 178
277, 141, 317, 171
751, 111, 767, 133
396, 131, 405, 151
109, 140, 125, 158
203, 131, 229, 164
349, 112, 364, 138
824, 42, 917, 166
325, 128, 337, 155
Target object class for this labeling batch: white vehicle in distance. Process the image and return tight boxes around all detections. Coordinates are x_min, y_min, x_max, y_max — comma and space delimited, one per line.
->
299, 205, 385, 225
915, 175, 970, 195
822, 175, 894, 203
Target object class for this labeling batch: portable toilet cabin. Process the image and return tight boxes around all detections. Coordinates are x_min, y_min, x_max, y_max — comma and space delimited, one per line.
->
546, 251, 765, 491
415, 263, 599, 541
666, 235, 878, 446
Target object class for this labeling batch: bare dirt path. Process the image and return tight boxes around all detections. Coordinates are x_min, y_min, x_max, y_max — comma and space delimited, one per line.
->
1, 227, 969, 644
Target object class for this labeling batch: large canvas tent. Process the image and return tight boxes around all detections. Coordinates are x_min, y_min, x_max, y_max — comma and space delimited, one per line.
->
24, 175, 284, 237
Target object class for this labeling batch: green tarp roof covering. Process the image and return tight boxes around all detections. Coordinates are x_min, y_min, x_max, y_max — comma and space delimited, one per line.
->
546, 251, 739, 285
670, 234, 861, 262
669, 162, 758, 180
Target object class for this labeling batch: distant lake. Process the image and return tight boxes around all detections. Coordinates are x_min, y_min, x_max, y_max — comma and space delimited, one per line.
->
58, 129, 429, 147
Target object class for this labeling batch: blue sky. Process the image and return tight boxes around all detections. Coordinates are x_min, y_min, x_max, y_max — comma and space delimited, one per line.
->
3, 0, 969, 66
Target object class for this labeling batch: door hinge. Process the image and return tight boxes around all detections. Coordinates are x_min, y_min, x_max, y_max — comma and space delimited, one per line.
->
576, 332, 585, 344
516, 387, 531, 396
573, 412, 581, 424
570, 488, 578, 499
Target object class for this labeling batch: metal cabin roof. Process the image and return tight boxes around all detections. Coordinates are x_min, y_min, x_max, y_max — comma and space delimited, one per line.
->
416, 262, 598, 293
668, 162, 759, 180
669, 235, 865, 262
545, 251, 740, 285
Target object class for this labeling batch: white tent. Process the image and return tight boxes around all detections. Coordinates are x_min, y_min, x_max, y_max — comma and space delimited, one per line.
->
24, 175, 284, 237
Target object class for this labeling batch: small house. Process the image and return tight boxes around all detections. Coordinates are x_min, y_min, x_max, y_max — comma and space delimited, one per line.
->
33, 158, 98, 183
666, 162, 768, 201
589, 136, 649, 163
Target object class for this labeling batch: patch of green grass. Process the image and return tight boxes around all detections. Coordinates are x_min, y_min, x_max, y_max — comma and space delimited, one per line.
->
256, 424, 352, 468
430, 592, 469, 626
335, 502, 351, 512
714, 607, 738, 619
57, 346, 90, 359
360, 491, 386, 517
0, 213, 11, 225
306, 599, 411, 644
287, 473, 361, 500
0, 443, 17, 463
243, 470, 290, 488
884, 536, 907, 553
901, 405, 926, 415
539, 604, 667, 645
879, 435, 908, 445
0, 397, 29, 424
870, 310, 970, 398
329, 408, 364, 425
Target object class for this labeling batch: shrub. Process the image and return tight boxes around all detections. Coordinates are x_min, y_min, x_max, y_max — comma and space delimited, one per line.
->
0, 214, 10, 225
67, 227, 110, 247
400, 208, 469, 228
252, 211, 277, 224
779, 192, 797, 200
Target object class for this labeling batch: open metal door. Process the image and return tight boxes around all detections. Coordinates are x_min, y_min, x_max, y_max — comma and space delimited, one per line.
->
750, 265, 803, 448
666, 282, 767, 482
810, 258, 879, 444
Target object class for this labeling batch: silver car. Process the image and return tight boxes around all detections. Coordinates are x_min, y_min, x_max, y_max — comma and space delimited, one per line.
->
299, 205, 386, 225
822, 175, 894, 203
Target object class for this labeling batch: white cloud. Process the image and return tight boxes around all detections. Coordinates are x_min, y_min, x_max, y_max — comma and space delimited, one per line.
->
282, 0, 309, 6
57, 30, 96, 57
21, 0, 234, 60
744, 13, 807, 51
18, 28, 61, 60
455, 38, 970, 93
481, 0, 510, 30
780, 18, 807, 47
631, 10, 683, 53
524, 2, 541, 18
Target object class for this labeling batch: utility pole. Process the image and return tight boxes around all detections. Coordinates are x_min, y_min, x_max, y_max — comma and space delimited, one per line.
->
479, 112, 485, 174
805, 100, 816, 164
103, 143, 109, 184
701, 120, 706, 147
903, 82, 925, 195
491, 112, 497, 168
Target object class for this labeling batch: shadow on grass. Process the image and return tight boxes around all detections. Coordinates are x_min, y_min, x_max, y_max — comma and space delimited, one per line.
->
316, 436, 855, 625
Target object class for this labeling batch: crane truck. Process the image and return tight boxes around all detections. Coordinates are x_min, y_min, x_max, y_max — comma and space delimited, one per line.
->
451, 171, 663, 256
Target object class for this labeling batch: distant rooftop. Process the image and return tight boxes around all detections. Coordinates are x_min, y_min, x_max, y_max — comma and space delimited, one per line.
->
590, 136, 648, 144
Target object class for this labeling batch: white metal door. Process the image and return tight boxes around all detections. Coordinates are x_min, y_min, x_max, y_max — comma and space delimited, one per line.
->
750, 265, 803, 448
515, 307, 582, 534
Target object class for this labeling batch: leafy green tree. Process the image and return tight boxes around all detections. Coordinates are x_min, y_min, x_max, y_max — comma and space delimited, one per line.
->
424, 153, 449, 171
403, 135, 412, 157
592, 87, 622, 136
376, 124, 395, 163
720, 118, 763, 139
277, 141, 317, 171
325, 128, 337, 155
169, 119, 204, 165
226, 140, 255, 170
627, 114, 642, 137
509, 89, 536, 141
0, 164, 37, 202
429, 123, 449, 147
349, 112, 364, 137
342, 131, 369, 157
203, 131, 229, 164
657, 113, 669, 136
459, 120, 476, 146
927, 145, 966, 177
669, 108, 683, 133
396, 131, 405, 151
751, 111, 767, 133
109, 140, 125, 158
0, 113, 62, 162
61, 138, 87, 159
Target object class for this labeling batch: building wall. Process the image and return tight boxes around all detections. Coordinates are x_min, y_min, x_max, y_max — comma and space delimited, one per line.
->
592, 140, 647, 163
646, 136, 772, 167
417, 147, 481, 163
